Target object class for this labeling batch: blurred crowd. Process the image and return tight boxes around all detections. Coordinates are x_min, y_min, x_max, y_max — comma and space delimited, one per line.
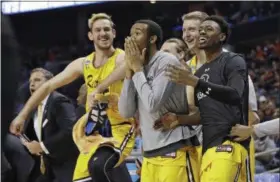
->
216, 1, 280, 26
245, 38, 280, 173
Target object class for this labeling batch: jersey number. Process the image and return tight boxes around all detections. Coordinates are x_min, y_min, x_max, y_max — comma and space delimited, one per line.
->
87, 75, 99, 88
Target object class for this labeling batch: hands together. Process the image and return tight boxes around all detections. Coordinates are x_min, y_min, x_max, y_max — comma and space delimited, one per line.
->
124, 37, 146, 74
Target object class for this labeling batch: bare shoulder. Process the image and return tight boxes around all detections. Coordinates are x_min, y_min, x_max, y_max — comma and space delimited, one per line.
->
115, 51, 125, 67
60, 56, 85, 77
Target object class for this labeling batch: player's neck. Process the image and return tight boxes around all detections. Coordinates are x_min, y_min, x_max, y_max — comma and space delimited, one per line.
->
205, 48, 223, 63
194, 49, 206, 65
145, 46, 157, 65
94, 46, 115, 64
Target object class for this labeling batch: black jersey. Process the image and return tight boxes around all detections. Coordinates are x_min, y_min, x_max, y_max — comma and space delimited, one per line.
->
194, 52, 249, 154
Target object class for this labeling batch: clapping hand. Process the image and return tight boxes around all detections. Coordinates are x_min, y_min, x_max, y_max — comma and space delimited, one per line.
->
124, 37, 146, 73
165, 61, 199, 87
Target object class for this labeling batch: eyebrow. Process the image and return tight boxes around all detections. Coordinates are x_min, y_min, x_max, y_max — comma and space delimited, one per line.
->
134, 27, 144, 31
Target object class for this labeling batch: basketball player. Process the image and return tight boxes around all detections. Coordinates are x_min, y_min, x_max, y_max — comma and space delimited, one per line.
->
157, 11, 259, 181
160, 38, 190, 64
165, 15, 251, 181
119, 19, 198, 182
9, 13, 134, 182
159, 38, 200, 182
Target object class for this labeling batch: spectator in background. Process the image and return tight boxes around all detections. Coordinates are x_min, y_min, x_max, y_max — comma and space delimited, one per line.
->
256, 45, 265, 62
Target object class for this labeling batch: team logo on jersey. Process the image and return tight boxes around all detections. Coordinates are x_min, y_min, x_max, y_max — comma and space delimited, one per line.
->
197, 73, 210, 101
161, 152, 177, 158
205, 68, 210, 72
200, 73, 210, 82
216, 145, 233, 153
84, 59, 91, 69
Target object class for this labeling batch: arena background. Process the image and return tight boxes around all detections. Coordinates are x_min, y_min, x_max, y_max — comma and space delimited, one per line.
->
2, 1, 280, 182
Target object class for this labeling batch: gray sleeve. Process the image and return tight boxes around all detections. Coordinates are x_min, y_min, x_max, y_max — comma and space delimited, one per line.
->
254, 118, 280, 138
132, 58, 178, 113
118, 79, 137, 118
248, 76, 258, 112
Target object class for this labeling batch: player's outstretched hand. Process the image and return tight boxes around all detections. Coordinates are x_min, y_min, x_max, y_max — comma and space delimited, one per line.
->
229, 124, 253, 142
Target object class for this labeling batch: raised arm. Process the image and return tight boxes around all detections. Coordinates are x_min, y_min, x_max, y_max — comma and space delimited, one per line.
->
96, 52, 126, 92
10, 58, 84, 135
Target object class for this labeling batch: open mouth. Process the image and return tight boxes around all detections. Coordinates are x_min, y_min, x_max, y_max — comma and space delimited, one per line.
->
199, 37, 207, 44
100, 38, 109, 42
186, 39, 194, 44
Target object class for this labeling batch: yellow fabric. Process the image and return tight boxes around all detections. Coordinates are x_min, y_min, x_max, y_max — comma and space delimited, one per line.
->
179, 145, 201, 182
200, 140, 249, 182
37, 104, 43, 141
37, 104, 45, 174
83, 48, 130, 125
141, 150, 188, 182
188, 146, 202, 182
144, 149, 187, 166
73, 116, 136, 181
188, 56, 197, 74
249, 138, 255, 182
140, 148, 201, 182
72, 49, 136, 180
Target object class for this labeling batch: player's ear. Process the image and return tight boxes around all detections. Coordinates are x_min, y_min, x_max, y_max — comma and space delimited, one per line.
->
219, 33, 226, 43
179, 51, 185, 62
112, 28, 116, 39
88, 31, 93, 41
149, 35, 157, 44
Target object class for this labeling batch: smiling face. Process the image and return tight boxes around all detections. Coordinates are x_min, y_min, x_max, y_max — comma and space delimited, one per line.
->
88, 18, 116, 50
182, 19, 201, 52
198, 20, 226, 50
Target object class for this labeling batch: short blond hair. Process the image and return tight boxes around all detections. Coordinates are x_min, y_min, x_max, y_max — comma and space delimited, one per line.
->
88, 13, 115, 30
165, 38, 190, 61
182, 11, 209, 22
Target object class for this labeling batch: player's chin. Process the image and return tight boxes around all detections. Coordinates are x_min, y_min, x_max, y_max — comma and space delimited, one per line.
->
98, 44, 112, 50
198, 44, 208, 49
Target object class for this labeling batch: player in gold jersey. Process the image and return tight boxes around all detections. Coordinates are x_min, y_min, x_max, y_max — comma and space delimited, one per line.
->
10, 13, 134, 182
155, 12, 209, 182
156, 11, 259, 182
160, 38, 201, 182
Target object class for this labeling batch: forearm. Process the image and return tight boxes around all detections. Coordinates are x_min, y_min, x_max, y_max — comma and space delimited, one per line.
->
178, 106, 201, 125
118, 79, 137, 118
253, 118, 280, 138
19, 82, 52, 119
248, 111, 260, 126
195, 73, 245, 105
97, 64, 126, 92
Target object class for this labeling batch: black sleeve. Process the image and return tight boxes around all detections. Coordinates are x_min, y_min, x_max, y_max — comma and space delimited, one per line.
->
195, 55, 247, 105
43, 96, 77, 157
